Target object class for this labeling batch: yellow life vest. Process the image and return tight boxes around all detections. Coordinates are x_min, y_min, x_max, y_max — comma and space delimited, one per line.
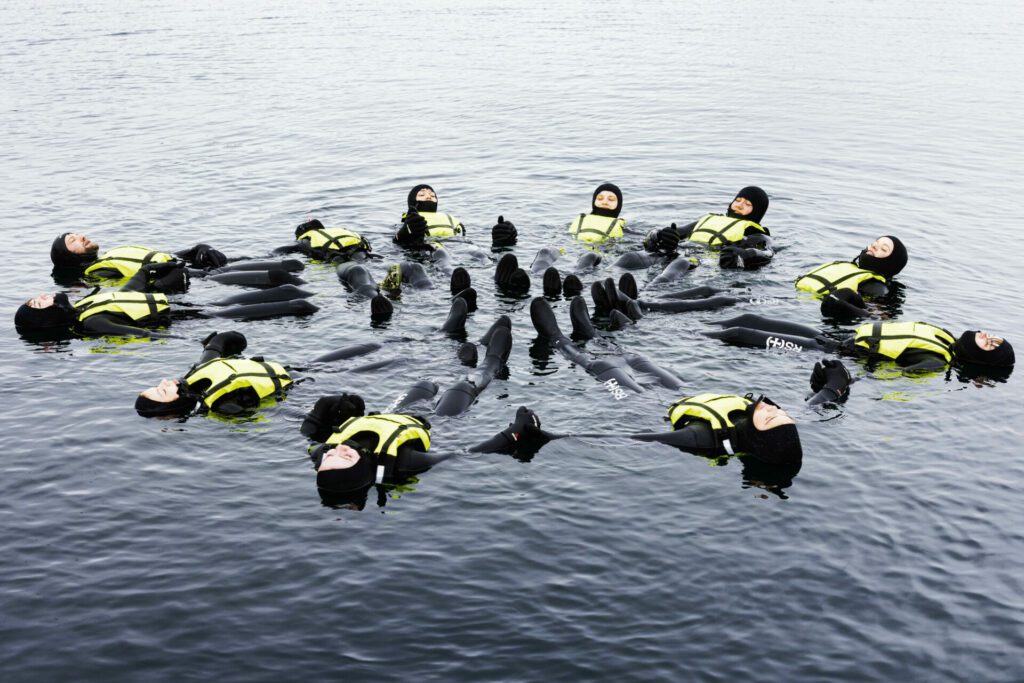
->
326, 414, 431, 456
795, 260, 888, 295
184, 358, 292, 410
73, 290, 170, 322
667, 393, 752, 454
401, 211, 464, 239
853, 322, 955, 364
296, 226, 370, 255
568, 213, 627, 243
84, 246, 176, 279
689, 213, 766, 247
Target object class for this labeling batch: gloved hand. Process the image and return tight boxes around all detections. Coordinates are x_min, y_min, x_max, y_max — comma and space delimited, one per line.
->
501, 405, 543, 443
395, 209, 428, 244
201, 330, 248, 357
307, 394, 366, 429
139, 261, 189, 292
810, 359, 852, 396
294, 218, 325, 239
643, 225, 680, 254
821, 289, 869, 319
176, 243, 227, 269
491, 215, 518, 247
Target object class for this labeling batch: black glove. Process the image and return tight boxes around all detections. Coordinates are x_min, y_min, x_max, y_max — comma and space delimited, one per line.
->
139, 261, 189, 292
307, 394, 366, 429
201, 330, 248, 357
643, 225, 680, 254
501, 406, 543, 444
294, 218, 325, 239
810, 359, 852, 396
821, 289, 869, 319
491, 215, 518, 247
176, 243, 227, 269
395, 209, 428, 244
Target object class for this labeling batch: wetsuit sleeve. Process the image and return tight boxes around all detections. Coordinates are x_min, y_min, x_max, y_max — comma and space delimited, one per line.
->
627, 422, 718, 451
395, 445, 452, 473
271, 243, 304, 255
858, 280, 890, 297
896, 349, 949, 372
79, 314, 176, 339
676, 221, 697, 240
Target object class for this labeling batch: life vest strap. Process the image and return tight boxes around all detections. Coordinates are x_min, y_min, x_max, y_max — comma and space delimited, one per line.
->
692, 216, 744, 246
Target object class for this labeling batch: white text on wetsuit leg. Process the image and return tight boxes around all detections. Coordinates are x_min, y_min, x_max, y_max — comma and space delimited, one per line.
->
765, 336, 804, 353
604, 378, 628, 400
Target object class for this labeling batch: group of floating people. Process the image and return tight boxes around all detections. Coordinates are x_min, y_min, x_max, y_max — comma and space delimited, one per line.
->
16, 181, 1015, 506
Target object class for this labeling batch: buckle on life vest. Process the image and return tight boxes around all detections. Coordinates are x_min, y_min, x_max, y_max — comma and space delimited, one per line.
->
375, 464, 386, 485
721, 438, 735, 455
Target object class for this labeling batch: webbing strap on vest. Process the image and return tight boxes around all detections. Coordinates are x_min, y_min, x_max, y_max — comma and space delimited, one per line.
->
203, 364, 284, 403
866, 322, 883, 353
693, 216, 744, 246
863, 323, 954, 359
574, 214, 620, 239
108, 250, 160, 265
77, 293, 159, 319
801, 261, 867, 294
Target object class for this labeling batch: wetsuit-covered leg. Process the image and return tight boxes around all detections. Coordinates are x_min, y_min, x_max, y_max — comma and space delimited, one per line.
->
650, 256, 696, 285
623, 354, 684, 390
210, 269, 306, 288
435, 326, 512, 416
530, 297, 643, 392
213, 259, 304, 273
495, 253, 530, 293
400, 261, 433, 289
711, 313, 821, 338
543, 267, 562, 296
613, 251, 661, 270
640, 296, 738, 313
450, 267, 471, 295
212, 298, 318, 320
336, 262, 379, 297
562, 274, 583, 297
453, 287, 477, 312
370, 294, 393, 321
657, 285, 726, 300
391, 380, 440, 411
480, 315, 512, 345
704, 326, 832, 352
531, 247, 560, 274
439, 297, 469, 333
311, 339, 385, 362
569, 296, 596, 340
210, 284, 313, 306
575, 252, 602, 271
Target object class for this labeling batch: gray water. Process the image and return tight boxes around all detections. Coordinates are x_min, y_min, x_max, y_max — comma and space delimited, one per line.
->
2, 1, 1023, 680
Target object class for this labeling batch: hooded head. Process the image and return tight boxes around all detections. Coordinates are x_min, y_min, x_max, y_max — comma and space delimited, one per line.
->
591, 183, 623, 218
14, 293, 78, 331
135, 379, 200, 417
742, 396, 803, 467
51, 233, 98, 269
407, 184, 438, 213
953, 331, 1015, 368
316, 443, 377, 493
727, 186, 769, 224
856, 235, 908, 279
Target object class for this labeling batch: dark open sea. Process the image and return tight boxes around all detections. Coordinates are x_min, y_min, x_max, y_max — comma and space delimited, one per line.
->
2, 1, 1022, 680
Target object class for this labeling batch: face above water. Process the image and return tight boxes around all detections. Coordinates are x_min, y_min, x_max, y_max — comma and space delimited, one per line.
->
26, 293, 56, 309
65, 233, 98, 255
318, 444, 362, 471
594, 190, 619, 212
729, 196, 753, 217
141, 378, 181, 403
415, 187, 437, 204
751, 400, 795, 431
865, 236, 894, 258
